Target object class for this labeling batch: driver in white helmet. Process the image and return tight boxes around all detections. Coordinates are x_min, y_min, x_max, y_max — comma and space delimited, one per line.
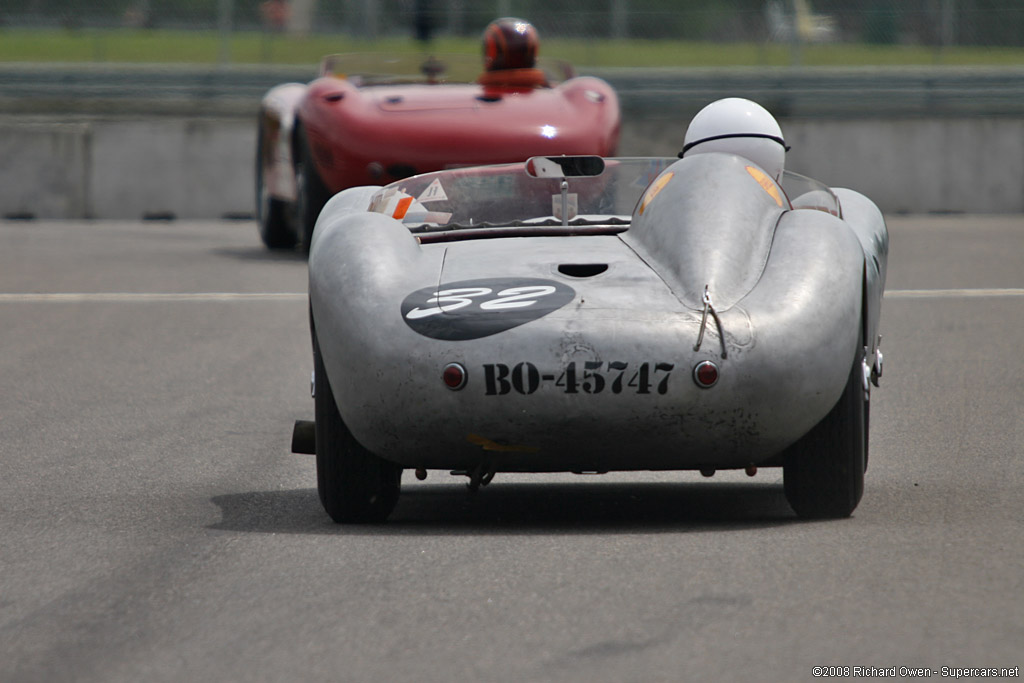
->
679, 98, 789, 180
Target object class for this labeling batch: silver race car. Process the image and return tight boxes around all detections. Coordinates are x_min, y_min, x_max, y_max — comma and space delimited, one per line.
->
294, 151, 888, 523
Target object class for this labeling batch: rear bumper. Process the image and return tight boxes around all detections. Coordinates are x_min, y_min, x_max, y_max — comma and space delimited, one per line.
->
315, 303, 859, 472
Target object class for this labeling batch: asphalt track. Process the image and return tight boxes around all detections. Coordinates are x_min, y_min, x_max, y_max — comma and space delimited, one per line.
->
1, 216, 1021, 682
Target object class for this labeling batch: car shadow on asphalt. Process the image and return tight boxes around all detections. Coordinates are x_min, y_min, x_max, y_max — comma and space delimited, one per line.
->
209, 481, 799, 535
210, 246, 307, 262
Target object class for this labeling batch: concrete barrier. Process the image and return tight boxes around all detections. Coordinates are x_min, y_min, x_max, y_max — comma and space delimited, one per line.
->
1, 117, 255, 220
0, 121, 91, 219
3, 113, 1022, 219
621, 116, 1024, 214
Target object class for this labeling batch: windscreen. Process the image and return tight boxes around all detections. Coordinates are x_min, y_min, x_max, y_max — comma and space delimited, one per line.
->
780, 170, 841, 217
367, 158, 678, 230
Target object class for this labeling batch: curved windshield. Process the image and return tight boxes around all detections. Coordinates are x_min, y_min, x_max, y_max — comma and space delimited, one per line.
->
367, 158, 678, 231
367, 159, 841, 234
780, 170, 841, 217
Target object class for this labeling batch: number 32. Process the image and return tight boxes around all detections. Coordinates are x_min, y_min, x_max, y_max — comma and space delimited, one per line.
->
405, 286, 556, 319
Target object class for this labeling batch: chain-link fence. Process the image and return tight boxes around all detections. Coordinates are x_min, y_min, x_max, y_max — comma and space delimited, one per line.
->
3, 0, 1024, 47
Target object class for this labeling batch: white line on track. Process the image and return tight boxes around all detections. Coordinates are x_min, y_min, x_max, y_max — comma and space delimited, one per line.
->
0, 292, 307, 302
885, 288, 1024, 299
0, 289, 1020, 303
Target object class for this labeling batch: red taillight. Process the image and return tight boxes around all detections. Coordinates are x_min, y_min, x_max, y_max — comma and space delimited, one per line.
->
693, 360, 719, 388
442, 362, 467, 390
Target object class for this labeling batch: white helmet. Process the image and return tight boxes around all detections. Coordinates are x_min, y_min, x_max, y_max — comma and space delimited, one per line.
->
681, 98, 787, 180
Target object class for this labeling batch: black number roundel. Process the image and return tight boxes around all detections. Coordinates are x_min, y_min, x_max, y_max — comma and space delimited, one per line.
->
401, 278, 575, 341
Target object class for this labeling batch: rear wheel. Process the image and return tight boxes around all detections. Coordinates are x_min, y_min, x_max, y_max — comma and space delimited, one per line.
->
293, 126, 331, 254
255, 117, 297, 250
783, 349, 867, 519
313, 329, 401, 523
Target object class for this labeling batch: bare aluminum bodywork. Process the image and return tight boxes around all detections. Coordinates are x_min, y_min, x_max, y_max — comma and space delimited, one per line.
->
308, 153, 888, 473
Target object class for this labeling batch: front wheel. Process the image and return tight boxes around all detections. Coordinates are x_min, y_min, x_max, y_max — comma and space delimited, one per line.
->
783, 349, 867, 519
293, 126, 331, 254
313, 329, 401, 523
255, 117, 297, 250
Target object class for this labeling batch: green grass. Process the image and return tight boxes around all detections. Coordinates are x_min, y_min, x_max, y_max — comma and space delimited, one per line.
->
2, 28, 1024, 67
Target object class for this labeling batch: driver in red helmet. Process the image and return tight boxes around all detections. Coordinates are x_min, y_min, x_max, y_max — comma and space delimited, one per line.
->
478, 17, 549, 89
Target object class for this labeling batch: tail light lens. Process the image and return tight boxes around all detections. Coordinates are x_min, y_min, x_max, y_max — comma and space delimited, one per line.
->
693, 360, 719, 389
442, 362, 467, 390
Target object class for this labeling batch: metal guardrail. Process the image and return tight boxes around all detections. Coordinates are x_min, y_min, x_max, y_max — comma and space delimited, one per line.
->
604, 66, 1024, 118
0, 63, 307, 116
4, 63, 1024, 118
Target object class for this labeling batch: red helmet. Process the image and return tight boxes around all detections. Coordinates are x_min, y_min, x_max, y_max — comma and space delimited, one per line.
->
482, 18, 539, 71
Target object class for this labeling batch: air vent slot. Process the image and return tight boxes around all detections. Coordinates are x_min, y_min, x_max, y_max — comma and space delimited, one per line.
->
558, 263, 608, 278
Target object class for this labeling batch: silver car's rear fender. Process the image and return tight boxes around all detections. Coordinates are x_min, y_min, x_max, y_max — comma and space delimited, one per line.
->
834, 187, 889, 367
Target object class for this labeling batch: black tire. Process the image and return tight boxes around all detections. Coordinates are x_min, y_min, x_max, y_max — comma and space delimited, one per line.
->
863, 390, 870, 471
313, 329, 401, 523
783, 348, 867, 519
293, 125, 332, 255
256, 118, 297, 250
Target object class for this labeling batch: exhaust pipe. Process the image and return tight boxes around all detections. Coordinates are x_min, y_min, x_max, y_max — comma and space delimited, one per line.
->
291, 420, 316, 454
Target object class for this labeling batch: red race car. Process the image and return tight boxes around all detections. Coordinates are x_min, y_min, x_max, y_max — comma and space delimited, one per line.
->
255, 18, 621, 251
